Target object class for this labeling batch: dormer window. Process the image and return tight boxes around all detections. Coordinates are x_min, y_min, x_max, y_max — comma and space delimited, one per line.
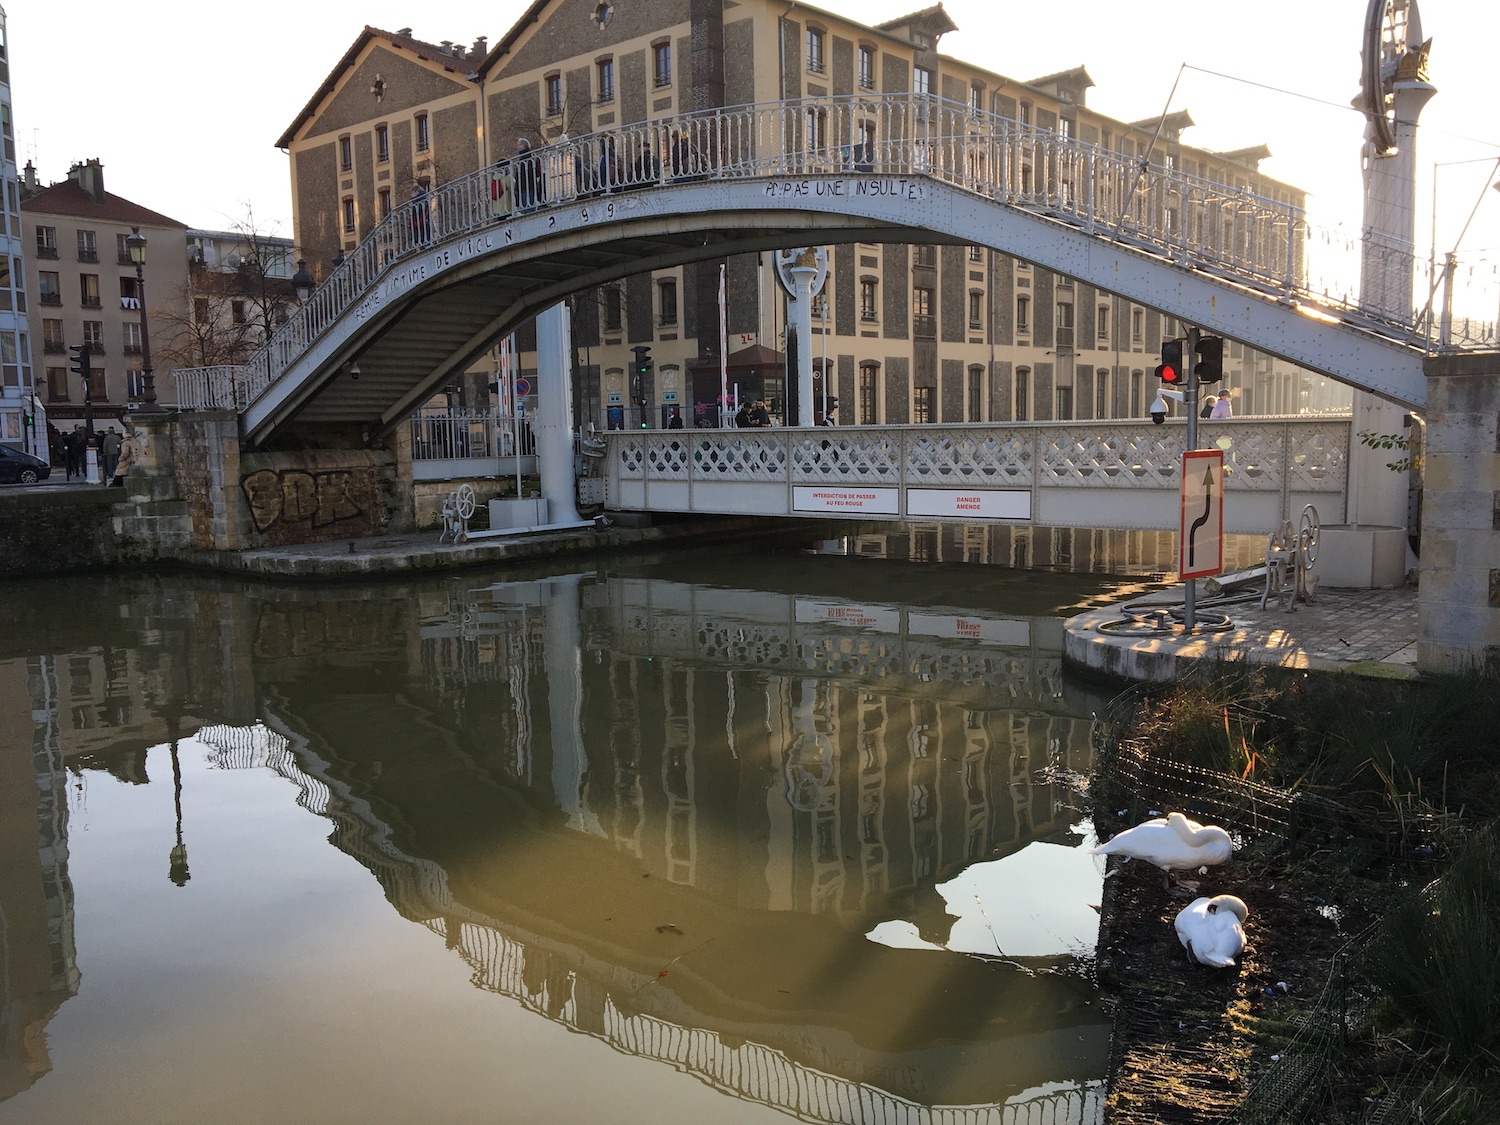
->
912, 31, 931, 49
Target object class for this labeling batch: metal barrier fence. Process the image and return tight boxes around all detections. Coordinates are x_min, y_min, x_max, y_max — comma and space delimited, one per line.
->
408, 410, 530, 459
173, 91, 1487, 413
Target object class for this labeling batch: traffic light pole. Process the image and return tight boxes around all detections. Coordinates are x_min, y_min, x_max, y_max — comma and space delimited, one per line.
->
1183, 326, 1201, 631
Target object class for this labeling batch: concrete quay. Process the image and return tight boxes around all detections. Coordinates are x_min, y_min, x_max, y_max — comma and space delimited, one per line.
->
197, 515, 798, 580
1064, 581, 1419, 682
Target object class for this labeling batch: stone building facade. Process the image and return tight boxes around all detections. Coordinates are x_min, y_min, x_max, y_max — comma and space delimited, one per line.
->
278, 2, 1349, 429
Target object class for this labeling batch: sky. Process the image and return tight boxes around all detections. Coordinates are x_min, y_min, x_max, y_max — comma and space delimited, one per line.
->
10, 1, 1500, 270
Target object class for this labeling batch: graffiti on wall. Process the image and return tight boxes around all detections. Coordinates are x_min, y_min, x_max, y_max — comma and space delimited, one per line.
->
242, 469, 368, 532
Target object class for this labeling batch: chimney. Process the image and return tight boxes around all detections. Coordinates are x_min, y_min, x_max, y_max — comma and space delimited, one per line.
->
440, 40, 453, 53
397, 27, 412, 37
21, 160, 37, 192
472, 36, 487, 59
69, 159, 106, 204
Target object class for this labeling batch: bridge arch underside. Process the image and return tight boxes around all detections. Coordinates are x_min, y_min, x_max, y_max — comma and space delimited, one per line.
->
245, 178, 1426, 448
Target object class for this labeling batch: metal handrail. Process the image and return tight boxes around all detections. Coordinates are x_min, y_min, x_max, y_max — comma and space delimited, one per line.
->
174, 92, 1470, 415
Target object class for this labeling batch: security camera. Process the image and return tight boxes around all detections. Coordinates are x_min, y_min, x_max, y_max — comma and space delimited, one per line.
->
1149, 387, 1185, 425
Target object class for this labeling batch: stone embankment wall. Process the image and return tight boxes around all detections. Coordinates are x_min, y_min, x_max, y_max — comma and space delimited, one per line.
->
0, 413, 417, 578
0, 487, 122, 576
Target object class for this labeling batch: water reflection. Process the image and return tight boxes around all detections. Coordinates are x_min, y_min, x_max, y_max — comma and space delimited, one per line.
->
2, 556, 1124, 1123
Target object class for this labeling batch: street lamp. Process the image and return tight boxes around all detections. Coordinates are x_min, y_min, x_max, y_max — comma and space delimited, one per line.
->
291, 258, 314, 302
125, 227, 164, 413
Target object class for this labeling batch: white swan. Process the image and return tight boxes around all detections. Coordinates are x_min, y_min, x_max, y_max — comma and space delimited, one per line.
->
1088, 812, 1233, 890
1174, 894, 1249, 967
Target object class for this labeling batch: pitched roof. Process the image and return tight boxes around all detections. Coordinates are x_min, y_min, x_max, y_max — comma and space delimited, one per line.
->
875, 4, 959, 37
473, 0, 549, 79
276, 25, 480, 150
20, 181, 188, 229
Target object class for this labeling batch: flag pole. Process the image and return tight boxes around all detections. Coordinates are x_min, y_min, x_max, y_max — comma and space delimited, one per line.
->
719, 264, 730, 427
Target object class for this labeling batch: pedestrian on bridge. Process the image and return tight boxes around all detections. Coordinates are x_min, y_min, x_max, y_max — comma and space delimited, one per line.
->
1210, 390, 1233, 419
409, 182, 432, 247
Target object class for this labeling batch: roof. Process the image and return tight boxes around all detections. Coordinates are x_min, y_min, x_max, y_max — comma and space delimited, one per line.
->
473, 0, 548, 80
276, 25, 480, 150
20, 181, 188, 229
875, 4, 959, 36
1025, 66, 1095, 93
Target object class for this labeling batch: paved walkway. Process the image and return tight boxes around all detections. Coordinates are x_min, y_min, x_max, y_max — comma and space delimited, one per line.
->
1064, 579, 1419, 681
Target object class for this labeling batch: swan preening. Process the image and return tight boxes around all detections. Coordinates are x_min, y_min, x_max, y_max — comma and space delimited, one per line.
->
1174, 894, 1249, 967
1089, 812, 1233, 891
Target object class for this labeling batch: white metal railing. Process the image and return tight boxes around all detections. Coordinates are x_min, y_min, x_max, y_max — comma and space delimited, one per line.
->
408, 410, 531, 459
608, 417, 1351, 495
173, 93, 1480, 415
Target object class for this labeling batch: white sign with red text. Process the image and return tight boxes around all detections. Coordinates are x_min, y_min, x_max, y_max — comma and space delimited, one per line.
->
906, 612, 1031, 647
795, 600, 902, 631
793, 486, 899, 515
907, 489, 1031, 520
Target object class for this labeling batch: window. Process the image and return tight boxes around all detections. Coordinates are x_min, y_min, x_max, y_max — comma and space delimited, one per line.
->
339, 135, 352, 171
376, 124, 390, 162
42, 318, 63, 353
126, 370, 146, 399
1095, 369, 1110, 418
914, 67, 932, 96
38, 271, 60, 305
194, 297, 209, 323
80, 274, 100, 308
545, 74, 563, 116
597, 58, 614, 103
113, 232, 131, 265
77, 230, 97, 262
1130, 370, 1144, 417
1016, 295, 1030, 333
858, 45, 875, 90
47, 366, 68, 400
379, 188, 392, 217
342, 198, 355, 233
968, 366, 985, 421
87, 367, 106, 401
1098, 305, 1110, 341
968, 244, 983, 263
1018, 103, 1031, 127
415, 114, 430, 152
1131, 308, 1144, 343
1056, 385, 1073, 419
859, 363, 880, 424
1015, 366, 1030, 421
968, 291, 983, 329
912, 287, 934, 337
231, 300, 247, 325
123, 322, 142, 355
860, 278, 878, 321
657, 278, 678, 326
603, 286, 622, 333
653, 41, 671, 87
1056, 302, 1074, 347
82, 320, 103, 349
806, 27, 825, 74
35, 226, 56, 258
804, 107, 827, 153
120, 276, 141, 307
969, 83, 982, 112
913, 385, 935, 424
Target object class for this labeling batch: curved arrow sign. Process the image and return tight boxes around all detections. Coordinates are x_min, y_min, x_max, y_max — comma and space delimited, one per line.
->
1179, 449, 1225, 580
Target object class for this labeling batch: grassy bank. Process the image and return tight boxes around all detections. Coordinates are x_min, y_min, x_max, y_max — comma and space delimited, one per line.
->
1091, 663, 1500, 1122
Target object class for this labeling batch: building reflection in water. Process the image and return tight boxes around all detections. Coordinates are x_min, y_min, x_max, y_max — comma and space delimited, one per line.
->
0, 656, 80, 1102
1, 558, 1122, 1123
227, 568, 1109, 1121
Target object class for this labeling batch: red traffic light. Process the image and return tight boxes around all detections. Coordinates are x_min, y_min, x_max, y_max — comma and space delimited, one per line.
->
1156, 339, 1184, 384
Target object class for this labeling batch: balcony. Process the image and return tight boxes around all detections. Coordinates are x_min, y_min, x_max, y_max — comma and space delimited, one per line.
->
35, 245, 57, 259
77, 250, 98, 263
123, 344, 142, 355
43, 340, 65, 354
39, 293, 61, 306
913, 314, 936, 338
117, 254, 135, 266
81, 296, 102, 309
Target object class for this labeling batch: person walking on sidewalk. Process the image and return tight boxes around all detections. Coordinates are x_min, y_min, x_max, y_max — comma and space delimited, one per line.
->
101, 426, 122, 482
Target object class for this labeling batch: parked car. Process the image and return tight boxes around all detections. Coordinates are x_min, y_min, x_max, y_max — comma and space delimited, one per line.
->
0, 443, 51, 484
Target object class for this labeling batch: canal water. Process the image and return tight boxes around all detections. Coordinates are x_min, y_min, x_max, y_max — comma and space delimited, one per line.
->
1, 527, 1170, 1124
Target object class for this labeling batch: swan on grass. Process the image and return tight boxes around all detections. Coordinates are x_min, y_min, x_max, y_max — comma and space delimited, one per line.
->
1174, 894, 1249, 967
1088, 812, 1232, 892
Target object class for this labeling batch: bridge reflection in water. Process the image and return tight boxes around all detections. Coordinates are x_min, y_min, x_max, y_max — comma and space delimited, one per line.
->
198, 566, 1112, 1123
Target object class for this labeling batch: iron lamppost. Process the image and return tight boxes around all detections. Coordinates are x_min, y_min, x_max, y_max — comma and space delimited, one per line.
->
125, 227, 164, 413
